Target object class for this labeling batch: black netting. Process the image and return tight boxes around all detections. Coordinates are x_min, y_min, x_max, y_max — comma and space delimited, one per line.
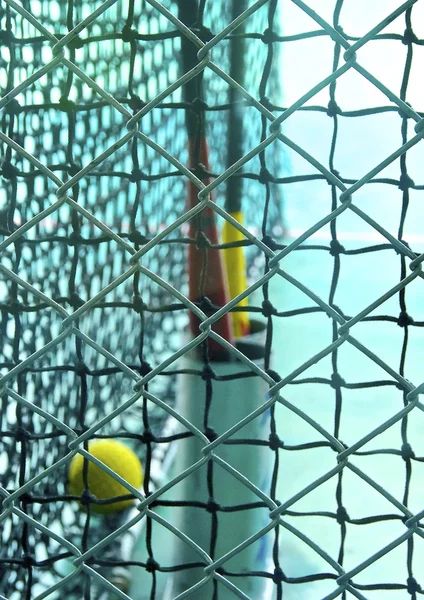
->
2, 1, 424, 599
1, 1, 282, 598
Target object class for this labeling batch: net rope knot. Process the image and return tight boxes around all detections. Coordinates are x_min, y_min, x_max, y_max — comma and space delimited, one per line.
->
262, 28, 278, 44
407, 577, 422, 594
74, 360, 87, 376
272, 566, 284, 584
194, 230, 211, 249
3, 98, 21, 115
59, 96, 76, 112
146, 557, 160, 572
201, 364, 214, 381
397, 311, 414, 328
329, 240, 345, 256
67, 163, 81, 176
68, 35, 84, 49
261, 234, 278, 250
403, 28, 419, 45
269, 432, 281, 451
141, 429, 154, 444
327, 99, 341, 117
21, 552, 35, 568
0, 29, 15, 45
262, 299, 277, 318
401, 442, 415, 461
130, 167, 145, 182
398, 172, 415, 191
132, 294, 148, 312
68, 231, 82, 246
1, 160, 19, 179
122, 24, 137, 43
336, 506, 349, 525
206, 498, 220, 513
331, 373, 345, 389
128, 94, 145, 112
258, 166, 272, 184
204, 427, 218, 443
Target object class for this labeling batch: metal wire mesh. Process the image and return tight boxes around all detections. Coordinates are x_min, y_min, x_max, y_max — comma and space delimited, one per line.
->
1, 0, 424, 599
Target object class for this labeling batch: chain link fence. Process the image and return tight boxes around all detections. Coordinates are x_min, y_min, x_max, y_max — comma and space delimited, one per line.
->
1, 0, 424, 599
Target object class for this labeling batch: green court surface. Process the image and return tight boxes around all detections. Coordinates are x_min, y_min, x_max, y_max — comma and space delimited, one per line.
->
127, 234, 424, 599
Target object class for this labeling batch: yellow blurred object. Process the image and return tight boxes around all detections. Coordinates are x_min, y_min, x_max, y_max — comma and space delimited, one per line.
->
223, 211, 251, 338
68, 439, 143, 515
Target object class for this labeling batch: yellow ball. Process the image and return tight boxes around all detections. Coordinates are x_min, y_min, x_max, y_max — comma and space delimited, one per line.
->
68, 439, 143, 515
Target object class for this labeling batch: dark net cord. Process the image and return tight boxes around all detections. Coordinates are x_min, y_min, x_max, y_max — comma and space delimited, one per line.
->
1, 0, 424, 599
1, 0, 281, 597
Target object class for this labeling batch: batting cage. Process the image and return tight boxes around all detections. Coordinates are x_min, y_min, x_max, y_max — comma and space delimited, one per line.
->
1, 0, 424, 599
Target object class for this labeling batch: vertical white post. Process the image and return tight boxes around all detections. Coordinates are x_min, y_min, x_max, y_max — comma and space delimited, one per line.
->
166, 321, 274, 599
